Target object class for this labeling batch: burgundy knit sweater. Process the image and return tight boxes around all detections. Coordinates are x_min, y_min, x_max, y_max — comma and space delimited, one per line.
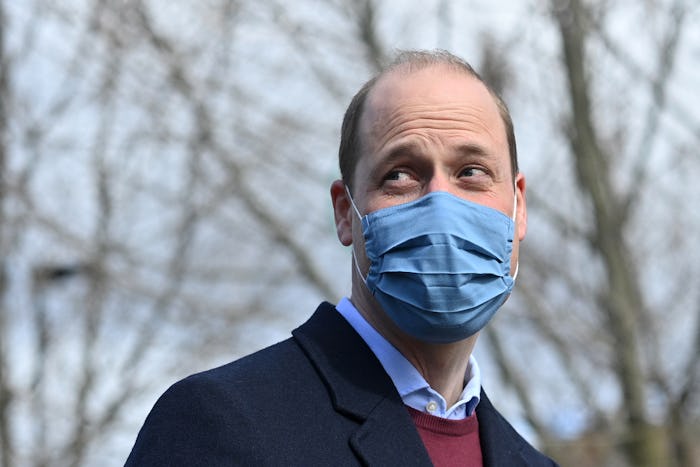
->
407, 406, 483, 467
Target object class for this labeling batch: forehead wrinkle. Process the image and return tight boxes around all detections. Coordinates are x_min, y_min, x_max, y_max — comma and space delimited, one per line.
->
365, 103, 504, 154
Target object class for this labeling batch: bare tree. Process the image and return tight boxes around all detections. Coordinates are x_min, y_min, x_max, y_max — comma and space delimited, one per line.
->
0, 0, 698, 466
481, 1, 700, 465
0, 0, 12, 463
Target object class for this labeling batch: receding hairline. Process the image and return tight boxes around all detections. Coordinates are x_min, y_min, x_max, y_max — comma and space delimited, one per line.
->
339, 49, 518, 192
358, 63, 497, 157
365, 63, 513, 165
362, 61, 497, 125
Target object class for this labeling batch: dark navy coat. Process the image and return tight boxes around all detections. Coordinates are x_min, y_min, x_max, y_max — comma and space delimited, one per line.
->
126, 302, 558, 466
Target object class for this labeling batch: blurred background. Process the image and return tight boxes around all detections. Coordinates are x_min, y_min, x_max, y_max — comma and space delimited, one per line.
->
0, 0, 698, 466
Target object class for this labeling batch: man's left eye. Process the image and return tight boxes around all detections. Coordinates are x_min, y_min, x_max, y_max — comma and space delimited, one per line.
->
460, 167, 487, 177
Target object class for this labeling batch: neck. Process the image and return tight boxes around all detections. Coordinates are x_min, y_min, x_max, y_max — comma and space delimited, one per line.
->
350, 271, 478, 407
398, 336, 476, 407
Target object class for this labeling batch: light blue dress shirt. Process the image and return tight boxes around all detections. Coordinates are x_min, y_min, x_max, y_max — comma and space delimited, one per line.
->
335, 297, 481, 420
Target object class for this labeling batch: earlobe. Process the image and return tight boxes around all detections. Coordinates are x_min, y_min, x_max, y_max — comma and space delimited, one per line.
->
330, 180, 354, 246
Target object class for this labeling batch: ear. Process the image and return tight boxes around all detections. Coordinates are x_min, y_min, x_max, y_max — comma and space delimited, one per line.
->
330, 179, 354, 246
515, 173, 527, 241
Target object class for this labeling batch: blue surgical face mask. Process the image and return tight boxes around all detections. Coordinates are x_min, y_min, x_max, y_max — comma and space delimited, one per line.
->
348, 189, 518, 344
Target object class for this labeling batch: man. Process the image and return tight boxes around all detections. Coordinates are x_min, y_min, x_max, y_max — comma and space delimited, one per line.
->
126, 50, 558, 466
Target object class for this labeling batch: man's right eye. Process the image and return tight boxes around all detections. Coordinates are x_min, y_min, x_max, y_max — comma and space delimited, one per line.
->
385, 171, 401, 181
384, 170, 413, 182
379, 167, 422, 196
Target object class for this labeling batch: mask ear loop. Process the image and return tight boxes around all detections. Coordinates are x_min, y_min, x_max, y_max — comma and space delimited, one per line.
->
511, 186, 519, 281
345, 185, 363, 220
345, 185, 369, 282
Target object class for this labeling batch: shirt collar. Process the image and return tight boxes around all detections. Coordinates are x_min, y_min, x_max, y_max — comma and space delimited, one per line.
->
335, 297, 481, 419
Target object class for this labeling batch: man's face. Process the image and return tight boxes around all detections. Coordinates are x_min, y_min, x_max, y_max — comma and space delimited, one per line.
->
335, 65, 527, 277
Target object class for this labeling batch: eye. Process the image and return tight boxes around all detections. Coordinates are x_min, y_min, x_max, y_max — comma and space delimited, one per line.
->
379, 168, 421, 194
460, 166, 488, 178
384, 169, 413, 182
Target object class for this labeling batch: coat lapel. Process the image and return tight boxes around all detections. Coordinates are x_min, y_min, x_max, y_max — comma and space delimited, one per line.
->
477, 390, 531, 466
293, 302, 432, 467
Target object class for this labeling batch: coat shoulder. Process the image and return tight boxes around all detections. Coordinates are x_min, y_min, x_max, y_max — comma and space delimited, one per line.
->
125, 337, 310, 466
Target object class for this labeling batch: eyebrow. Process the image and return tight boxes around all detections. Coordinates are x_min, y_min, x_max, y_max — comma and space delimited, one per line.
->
381, 141, 425, 162
454, 142, 492, 158
380, 141, 493, 164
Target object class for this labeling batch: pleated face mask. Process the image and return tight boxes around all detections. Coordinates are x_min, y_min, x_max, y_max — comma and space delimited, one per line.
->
348, 189, 517, 343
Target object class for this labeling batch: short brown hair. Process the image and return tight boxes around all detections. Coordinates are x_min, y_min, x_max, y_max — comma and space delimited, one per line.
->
339, 49, 518, 193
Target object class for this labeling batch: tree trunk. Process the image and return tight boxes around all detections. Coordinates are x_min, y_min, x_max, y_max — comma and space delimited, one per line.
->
0, 1, 14, 464
553, 1, 666, 465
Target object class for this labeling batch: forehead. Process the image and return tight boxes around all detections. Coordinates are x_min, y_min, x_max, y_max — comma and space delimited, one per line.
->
359, 65, 507, 155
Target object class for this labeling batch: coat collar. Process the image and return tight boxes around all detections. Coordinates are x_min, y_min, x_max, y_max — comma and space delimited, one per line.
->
293, 302, 549, 467
292, 302, 432, 466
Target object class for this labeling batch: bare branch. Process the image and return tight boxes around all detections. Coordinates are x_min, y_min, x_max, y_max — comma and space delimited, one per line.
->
517, 280, 608, 427
271, 3, 350, 103
593, 2, 700, 145
349, 0, 385, 72
63, 4, 123, 463
552, 1, 666, 464
620, 0, 686, 222
483, 326, 551, 444
0, 1, 15, 464
133, 2, 337, 299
